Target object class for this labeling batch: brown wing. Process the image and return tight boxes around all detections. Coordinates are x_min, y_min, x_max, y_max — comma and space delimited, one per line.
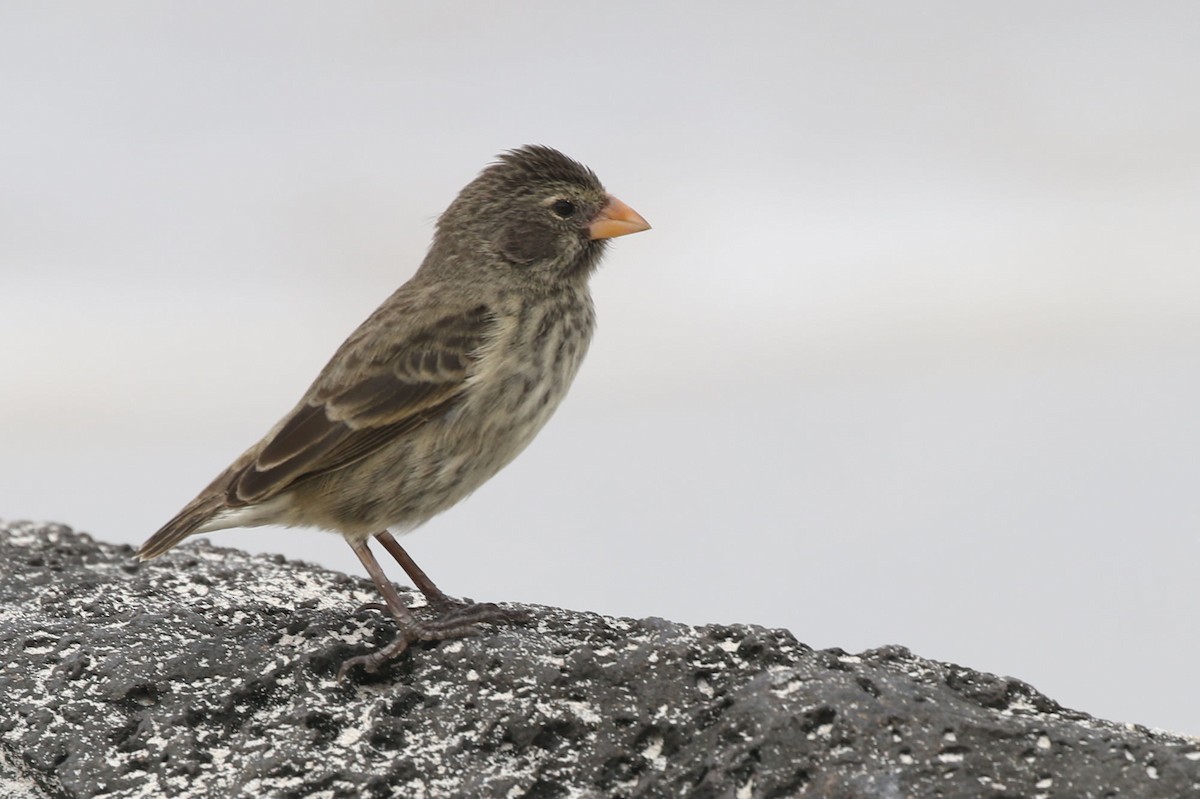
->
226, 303, 492, 505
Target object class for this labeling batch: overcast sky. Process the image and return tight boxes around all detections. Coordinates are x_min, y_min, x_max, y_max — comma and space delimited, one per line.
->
3, 3, 1199, 734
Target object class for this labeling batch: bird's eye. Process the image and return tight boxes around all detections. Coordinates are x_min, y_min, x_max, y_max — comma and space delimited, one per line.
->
550, 199, 576, 219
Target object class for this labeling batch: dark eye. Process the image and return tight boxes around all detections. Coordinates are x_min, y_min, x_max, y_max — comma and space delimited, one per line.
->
550, 199, 576, 219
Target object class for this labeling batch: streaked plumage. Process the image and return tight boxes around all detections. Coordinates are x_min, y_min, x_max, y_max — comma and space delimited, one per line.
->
137, 146, 649, 676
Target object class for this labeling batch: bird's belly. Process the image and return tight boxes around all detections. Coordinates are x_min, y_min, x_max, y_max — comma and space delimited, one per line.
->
422, 312, 594, 510
305, 301, 595, 537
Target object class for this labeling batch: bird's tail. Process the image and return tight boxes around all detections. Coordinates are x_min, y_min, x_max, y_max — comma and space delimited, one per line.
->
136, 495, 225, 560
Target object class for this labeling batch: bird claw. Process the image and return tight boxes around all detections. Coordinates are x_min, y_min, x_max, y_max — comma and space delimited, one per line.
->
338, 639, 410, 679
337, 615, 488, 681
338, 600, 528, 680
434, 600, 529, 626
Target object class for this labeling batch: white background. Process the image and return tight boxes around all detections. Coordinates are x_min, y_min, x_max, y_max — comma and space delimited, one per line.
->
3, 3, 1198, 734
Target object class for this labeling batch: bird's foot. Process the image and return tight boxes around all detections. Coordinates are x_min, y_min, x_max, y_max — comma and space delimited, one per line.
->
339, 600, 528, 680
337, 614, 483, 680
425, 595, 530, 626
354, 593, 528, 626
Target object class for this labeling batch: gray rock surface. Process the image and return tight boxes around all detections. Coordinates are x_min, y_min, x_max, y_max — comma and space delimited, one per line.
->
1, 519, 1197, 799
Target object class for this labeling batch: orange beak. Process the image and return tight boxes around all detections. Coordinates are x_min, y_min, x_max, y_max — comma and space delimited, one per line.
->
588, 194, 651, 240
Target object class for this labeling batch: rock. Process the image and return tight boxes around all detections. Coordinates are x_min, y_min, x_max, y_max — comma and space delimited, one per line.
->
0, 519, 1196, 798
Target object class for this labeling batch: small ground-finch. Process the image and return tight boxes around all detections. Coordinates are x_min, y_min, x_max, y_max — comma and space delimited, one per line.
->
137, 146, 649, 676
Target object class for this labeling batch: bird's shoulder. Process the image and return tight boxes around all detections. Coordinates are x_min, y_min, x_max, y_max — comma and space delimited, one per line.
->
311, 283, 499, 398
226, 285, 503, 504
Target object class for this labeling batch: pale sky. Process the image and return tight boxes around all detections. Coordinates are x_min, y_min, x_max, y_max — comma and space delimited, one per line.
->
3, 3, 1199, 734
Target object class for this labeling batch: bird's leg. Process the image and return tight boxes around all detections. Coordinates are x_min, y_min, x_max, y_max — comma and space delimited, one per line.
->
372, 530, 528, 626
374, 530, 456, 609
338, 537, 484, 679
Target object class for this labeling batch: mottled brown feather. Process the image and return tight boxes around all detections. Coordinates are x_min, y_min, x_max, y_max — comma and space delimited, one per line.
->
227, 307, 492, 505
137, 147, 630, 570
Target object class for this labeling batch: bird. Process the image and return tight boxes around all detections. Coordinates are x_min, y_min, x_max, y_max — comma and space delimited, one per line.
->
136, 145, 650, 677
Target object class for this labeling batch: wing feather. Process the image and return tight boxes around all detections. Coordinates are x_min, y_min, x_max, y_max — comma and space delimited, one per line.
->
227, 304, 492, 505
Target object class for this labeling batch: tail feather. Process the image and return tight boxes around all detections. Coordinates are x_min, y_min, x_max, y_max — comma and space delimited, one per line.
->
136, 495, 225, 560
